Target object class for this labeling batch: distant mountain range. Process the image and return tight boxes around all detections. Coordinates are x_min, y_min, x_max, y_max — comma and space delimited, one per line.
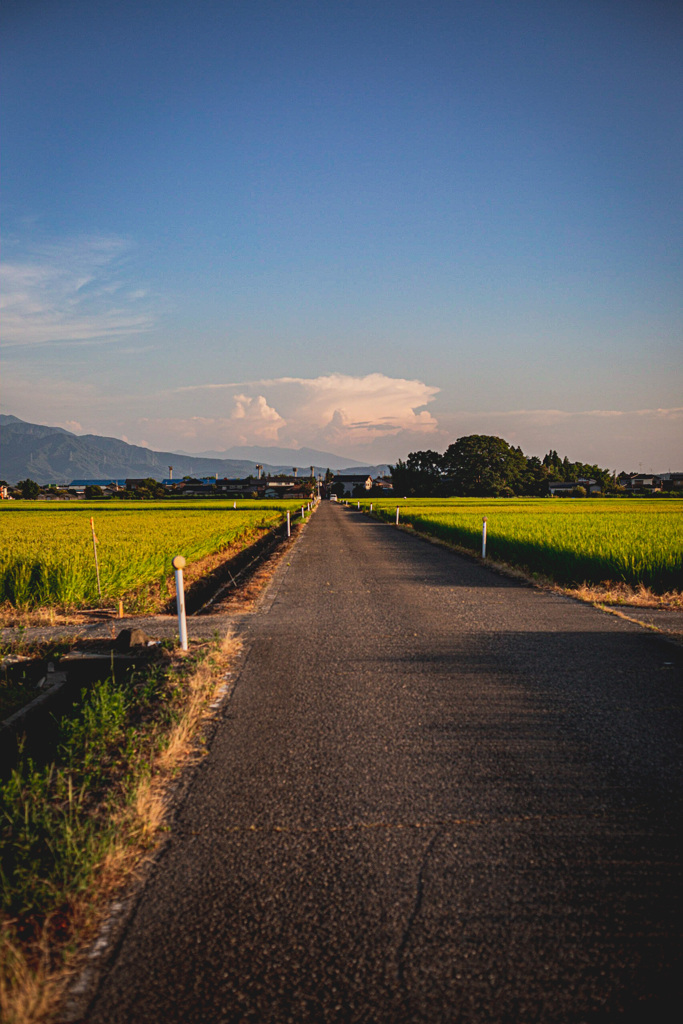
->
0, 415, 391, 484
171, 443, 367, 468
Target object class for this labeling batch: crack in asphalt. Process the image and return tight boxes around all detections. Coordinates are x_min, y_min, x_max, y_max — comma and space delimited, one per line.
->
396, 830, 441, 995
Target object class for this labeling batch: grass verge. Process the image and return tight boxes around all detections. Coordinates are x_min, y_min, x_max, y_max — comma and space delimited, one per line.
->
0, 631, 239, 1023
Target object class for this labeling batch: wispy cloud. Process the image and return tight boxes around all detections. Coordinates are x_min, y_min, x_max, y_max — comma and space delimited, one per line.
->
442, 407, 683, 424
0, 236, 157, 347
437, 407, 683, 468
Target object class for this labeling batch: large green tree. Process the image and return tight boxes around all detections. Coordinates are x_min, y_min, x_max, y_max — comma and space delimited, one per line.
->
441, 435, 521, 496
18, 478, 40, 499
391, 450, 444, 496
392, 437, 614, 498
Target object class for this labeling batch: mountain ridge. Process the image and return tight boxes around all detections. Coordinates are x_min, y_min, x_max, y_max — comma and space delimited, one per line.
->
0, 415, 390, 483
165, 443, 365, 468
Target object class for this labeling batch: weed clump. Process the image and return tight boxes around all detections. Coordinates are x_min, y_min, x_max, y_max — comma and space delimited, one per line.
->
0, 632, 238, 1023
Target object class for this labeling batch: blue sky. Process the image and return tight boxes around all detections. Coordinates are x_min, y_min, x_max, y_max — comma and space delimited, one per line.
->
1, 0, 681, 470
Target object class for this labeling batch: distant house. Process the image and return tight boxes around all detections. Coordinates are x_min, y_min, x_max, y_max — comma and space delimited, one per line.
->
548, 482, 574, 495
172, 477, 268, 498
334, 474, 373, 496
261, 480, 299, 496
549, 478, 601, 495
214, 478, 266, 496
617, 473, 662, 492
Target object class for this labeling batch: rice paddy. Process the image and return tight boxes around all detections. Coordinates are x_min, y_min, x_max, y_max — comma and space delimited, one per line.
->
359, 497, 683, 593
0, 500, 310, 609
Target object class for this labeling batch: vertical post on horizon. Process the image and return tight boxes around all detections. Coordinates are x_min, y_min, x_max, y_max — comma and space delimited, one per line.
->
482, 517, 487, 558
90, 517, 102, 601
172, 555, 188, 650
396, 507, 400, 526
287, 511, 291, 537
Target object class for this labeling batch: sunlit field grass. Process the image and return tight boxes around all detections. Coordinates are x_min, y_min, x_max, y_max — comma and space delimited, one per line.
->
0, 500, 311, 608
356, 497, 683, 593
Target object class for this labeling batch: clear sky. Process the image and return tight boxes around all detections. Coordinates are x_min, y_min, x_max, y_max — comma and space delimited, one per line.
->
1, 0, 681, 471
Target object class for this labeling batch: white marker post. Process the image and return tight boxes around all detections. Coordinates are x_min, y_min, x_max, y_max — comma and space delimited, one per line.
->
233, 501, 236, 509
370, 502, 373, 512
172, 555, 188, 651
287, 510, 291, 537
396, 507, 400, 526
357, 501, 360, 509
482, 517, 487, 558
301, 506, 305, 519
90, 517, 102, 600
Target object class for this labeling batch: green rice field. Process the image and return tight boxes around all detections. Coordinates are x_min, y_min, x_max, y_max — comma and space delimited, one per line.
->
356, 497, 683, 593
0, 499, 311, 608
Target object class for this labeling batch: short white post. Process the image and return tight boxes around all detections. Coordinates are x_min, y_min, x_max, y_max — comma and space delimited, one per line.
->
482, 517, 487, 558
233, 501, 236, 509
287, 510, 291, 537
370, 502, 373, 512
172, 555, 188, 651
357, 501, 360, 509
396, 507, 400, 525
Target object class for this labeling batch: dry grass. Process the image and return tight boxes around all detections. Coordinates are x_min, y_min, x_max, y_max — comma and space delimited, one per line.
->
0, 631, 240, 1024
561, 580, 683, 608
0, 605, 77, 630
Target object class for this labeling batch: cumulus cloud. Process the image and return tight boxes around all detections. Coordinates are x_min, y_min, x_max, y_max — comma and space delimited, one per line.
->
229, 394, 285, 441
276, 373, 439, 444
173, 372, 440, 452
0, 236, 156, 346
136, 395, 285, 451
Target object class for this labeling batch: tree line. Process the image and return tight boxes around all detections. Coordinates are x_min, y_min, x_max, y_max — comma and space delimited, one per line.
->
390, 435, 618, 498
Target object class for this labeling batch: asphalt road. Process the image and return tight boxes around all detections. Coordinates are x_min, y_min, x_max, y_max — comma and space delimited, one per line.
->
82, 501, 682, 1023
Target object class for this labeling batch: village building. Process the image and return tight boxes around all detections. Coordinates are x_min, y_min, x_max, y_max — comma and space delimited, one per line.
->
617, 473, 663, 492
333, 474, 373, 497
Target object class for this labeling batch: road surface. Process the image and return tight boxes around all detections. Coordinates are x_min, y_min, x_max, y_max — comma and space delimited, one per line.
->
81, 501, 682, 1023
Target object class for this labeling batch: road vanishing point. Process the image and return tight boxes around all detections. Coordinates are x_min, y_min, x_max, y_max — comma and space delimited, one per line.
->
81, 501, 682, 1023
